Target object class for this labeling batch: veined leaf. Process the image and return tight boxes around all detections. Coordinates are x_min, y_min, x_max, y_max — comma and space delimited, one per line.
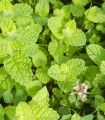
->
0, 34, 13, 57
4, 51, 33, 86
16, 87, 59, 120
58, 77, 78, 93
1, 18, 16, 36
71, 4, 85, 17
85, 6, 105, 23
48, 17, 65, 39
0, 0, 12, 13
0, 104, 4, 120
86, 44, 105, 65
13, 24, 42, 50
5, 106, 18, 120
80, 114, 94, 120
48, 40, 66, 58
26, 80, 42, 97
100, 61, 105, 75
13, 3, 33, 20
16, 102, 32, 118
35, 0, 49, 17
32, 50, 47, 67
48, 64, 66, 81
71, 113, 80, 120
32, 105, 59, 120
36, 67, 51, 84
65, 29, 86, 46
0, 67, 14, 98
15, 16, 34, 30
48, 59, 85, 81
67, 59, 85, 76
72, 0, 89, 6
30, 86, 49, 107
63, 20, 76, 37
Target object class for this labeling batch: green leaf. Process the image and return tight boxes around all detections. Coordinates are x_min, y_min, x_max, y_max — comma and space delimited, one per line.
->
3, 91, 13, 104
100, 61, 105, 75
71, 4, 85, 17
23, 44, 39, 57
58, 77, 78, 93
14, 89, 27, 106
35, 0, 49, 17
15, 16, 34, 30
79, 65, 98, 83
48, 59, 85, 81
85, 6, 105, 23
1, 18, 16, 36
26, 80, 42, 97
48, 64, 66, 81
53, 5, 71, 19
16, 87, 59, 120
80, 114, 94, 120
36, 67, 50, 84
71, 113, 80, 120
58, 106, 71, 117
95, 95, 104, 109
4, 106, 18, 120
61, 114, 71, 120
48, 40, 66, 58
86, 44, 105, 65
14, 24, 42, 50
68, 95, 76, 103
66, 59, 85, 76
93, 73, 105, 88
48, 17, 65, 39
30, 86, 49, 107
63, 20, 76, 38
13, 3, 33, 20
97, 113, 105, 120
4, 51, 33, 86
31, 105, 59, 120
0, 104, 4, 120
16, 102, 32, 119
0, 67, 14, 98
65, 29, 86, 46
100, 103, 105, 113
32, 50, 47, 67
52, 88, 64, 98
0, 34, 13, 57
102, 2, 105, 13
0, 0, 12, 13
34, 16, 48, 26
89, 34, 100, 44
72, 0, 89, 6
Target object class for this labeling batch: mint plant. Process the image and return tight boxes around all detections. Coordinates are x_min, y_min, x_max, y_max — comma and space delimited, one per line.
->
0, 0, 105, 120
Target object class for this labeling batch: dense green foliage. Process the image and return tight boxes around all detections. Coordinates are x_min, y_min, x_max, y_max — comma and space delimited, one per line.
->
0, 0, 105, 119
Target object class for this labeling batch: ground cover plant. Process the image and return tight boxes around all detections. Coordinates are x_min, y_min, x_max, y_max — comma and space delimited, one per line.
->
0, 0, 105, 119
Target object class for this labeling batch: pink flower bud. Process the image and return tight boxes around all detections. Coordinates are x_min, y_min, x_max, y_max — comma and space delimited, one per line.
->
73, 80, 80, 91
70, 80, 88, 102
78, 92, 82, 97
81, 94, 86, 102
81, 83, 88, 93
70, 92, 77, 95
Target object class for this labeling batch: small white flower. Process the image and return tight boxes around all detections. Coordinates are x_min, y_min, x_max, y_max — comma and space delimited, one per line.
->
70, 80, 88, 102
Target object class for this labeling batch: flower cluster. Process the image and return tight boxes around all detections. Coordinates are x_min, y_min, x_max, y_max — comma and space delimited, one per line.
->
70, 80, 88, 102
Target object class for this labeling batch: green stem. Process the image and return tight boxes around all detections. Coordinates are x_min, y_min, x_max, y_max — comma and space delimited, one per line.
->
29, 0, 31, 6
81, 2, 92, 30
34, 0, 36, 6
92, 108, 99, 114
